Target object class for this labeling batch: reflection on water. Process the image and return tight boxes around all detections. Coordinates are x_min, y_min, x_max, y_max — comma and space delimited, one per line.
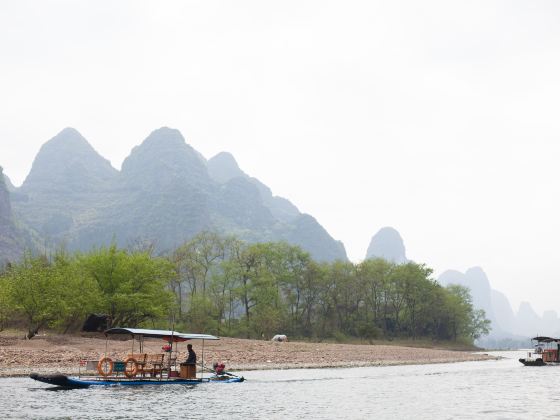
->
1, 351, 558, 419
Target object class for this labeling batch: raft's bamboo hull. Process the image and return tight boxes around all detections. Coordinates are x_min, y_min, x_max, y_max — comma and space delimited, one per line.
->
30, 372, 244, 388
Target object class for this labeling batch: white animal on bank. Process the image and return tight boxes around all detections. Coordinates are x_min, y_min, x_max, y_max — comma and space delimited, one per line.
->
271, 334, 288, 342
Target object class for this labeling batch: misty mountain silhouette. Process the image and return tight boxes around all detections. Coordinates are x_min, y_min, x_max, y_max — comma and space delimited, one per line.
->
438, 267, 559, 344
0, 167, 23, 263
365, 226, 407, 263
4, 127, 347, 261
22, 127, 117, 193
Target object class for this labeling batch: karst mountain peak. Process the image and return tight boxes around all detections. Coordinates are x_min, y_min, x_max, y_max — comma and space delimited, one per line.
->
2, 127, 347, 263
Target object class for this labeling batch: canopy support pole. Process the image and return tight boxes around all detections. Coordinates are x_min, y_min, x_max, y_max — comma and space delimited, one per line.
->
168, 327, 175, 379
201, 339, 205, 380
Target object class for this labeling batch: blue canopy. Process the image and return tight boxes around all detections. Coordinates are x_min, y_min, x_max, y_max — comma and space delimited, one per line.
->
104, 328, 219, 340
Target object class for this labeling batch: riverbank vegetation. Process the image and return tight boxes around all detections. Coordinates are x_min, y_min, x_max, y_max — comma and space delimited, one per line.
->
0, 232, 490, 343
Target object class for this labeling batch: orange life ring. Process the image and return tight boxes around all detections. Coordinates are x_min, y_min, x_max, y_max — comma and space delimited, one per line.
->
124, 357, 138, 378
97, 357, 113, 377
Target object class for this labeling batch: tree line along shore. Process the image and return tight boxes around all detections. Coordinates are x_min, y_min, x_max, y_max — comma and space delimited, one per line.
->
0, 232, 490, 345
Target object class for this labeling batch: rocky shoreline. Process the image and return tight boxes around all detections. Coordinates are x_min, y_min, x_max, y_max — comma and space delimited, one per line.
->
0, 333, 495, 378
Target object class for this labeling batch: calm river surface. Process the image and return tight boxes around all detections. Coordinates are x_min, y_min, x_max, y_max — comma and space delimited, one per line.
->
0, 351, 558, 419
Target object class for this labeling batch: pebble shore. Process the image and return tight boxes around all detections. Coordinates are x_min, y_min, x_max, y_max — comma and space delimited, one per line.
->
0, 333, 495, 377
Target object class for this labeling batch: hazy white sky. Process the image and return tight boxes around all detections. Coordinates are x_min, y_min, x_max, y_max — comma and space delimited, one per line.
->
1, 1, 560, 315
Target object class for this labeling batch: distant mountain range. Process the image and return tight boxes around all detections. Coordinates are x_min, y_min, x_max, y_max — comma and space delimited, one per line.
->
0, 127, 347, 263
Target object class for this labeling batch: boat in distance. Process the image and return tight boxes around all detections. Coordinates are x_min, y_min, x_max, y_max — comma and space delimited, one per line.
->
519, 336, 560, 366
30, 328, 245, 389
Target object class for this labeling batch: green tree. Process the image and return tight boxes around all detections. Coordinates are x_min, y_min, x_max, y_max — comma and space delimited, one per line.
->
228, 242, 261, 337
298, 261, 326, 337
443, 284, 475, 341
79, 245, 175, 327
173, 231, 226, 298
470, 308, 491, 340
322, 261, 358, 336
208, 244, 244, 335
0, 268, 14, 331
5, 253, 65, 338
357, 258, 394, 329
398, 263, 435, 339
184, 294, 218, 333
50, 250, 101, 333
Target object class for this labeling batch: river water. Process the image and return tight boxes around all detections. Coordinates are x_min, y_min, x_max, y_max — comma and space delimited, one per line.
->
0, 351, 558, 419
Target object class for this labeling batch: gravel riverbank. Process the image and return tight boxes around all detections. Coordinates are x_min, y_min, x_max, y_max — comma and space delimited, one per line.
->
0, 333, 495, 377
